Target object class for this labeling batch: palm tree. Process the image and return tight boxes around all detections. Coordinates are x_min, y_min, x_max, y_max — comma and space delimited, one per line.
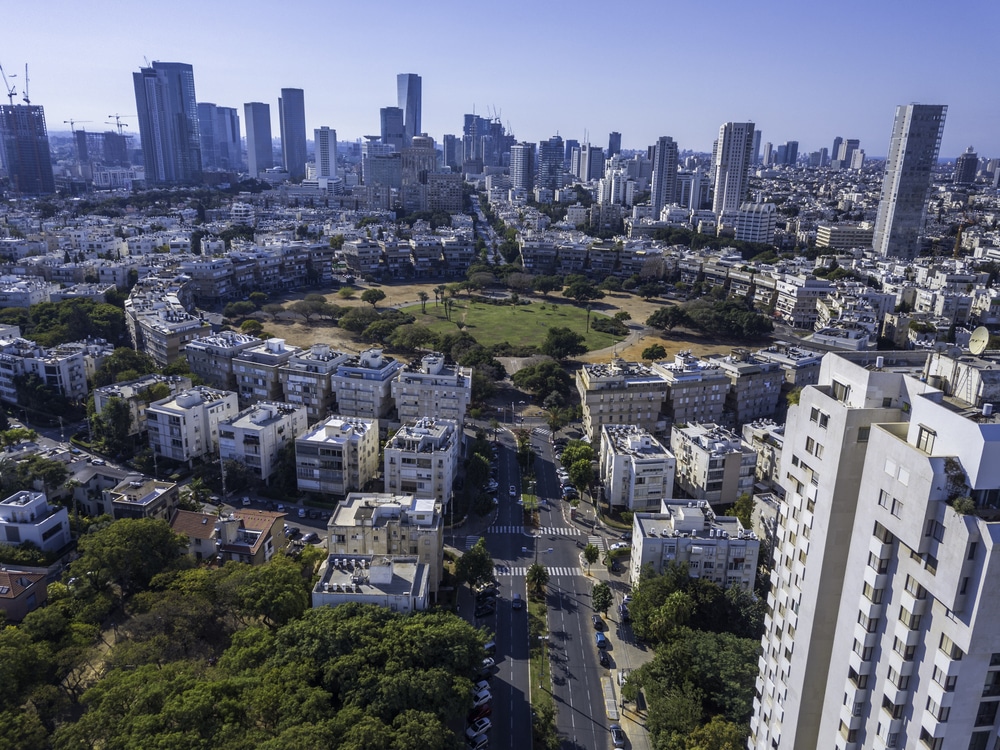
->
418, 291, 429, 314
527, 563, 549, 599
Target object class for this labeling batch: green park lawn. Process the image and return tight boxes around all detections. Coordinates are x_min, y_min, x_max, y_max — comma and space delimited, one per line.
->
402, 298, 624, 351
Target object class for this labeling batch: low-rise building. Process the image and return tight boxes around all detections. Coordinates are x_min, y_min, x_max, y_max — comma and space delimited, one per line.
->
331, 348, 402, 420
629, 501, 759, 590
656, 353, 731, 429
0, 568, 47, 622
815, 223, 874, 250
0, 491, 70, 553
312, 554, 429, 612
326, 492, 443, 595
295, 416, 379, 497
233, 338, 302, 406
774, 274, 834, 329
146, 387, 240, 466
577, 359, 670, 444
599, 424, 676, 512
93, 374, 193, 437
105, 475, 179, 521
169, 509, 219, 562
183, 331, 260, 390
713, 349, 784, 425
741, 419, 785, 489
216, 509, 287, 565
753, 343, 824, 388
218, 401, 308, 483
384, 418, 461, 506
277, 344, 349, 423
670, 422, 756, 506
391, 353, 472, 425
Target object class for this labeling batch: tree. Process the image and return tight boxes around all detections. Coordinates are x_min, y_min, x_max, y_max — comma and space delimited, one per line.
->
94, 348, 158, 387
567, 459, 594, 498
583, 544, 600, 574
729, 493, 754, 529
0, 427, 37, 448
541, 327, 586, 360
249, 291, 268, 308
642, 344, 667, 360
684, 715, 748, 750
532, 275, 563, 297
647, 305, 689, 331
526, 563, 549, 599
592, 581, 612, 613
337, 286, 356, 300
563, 281, 604, 302
511, 361, 573, 398
223, 300, 257, 319
417, 291, 429, 313
240, 319, 264, 335
92, 396, 132, 457
455, 538, 494, 588
361, 288, 387, 308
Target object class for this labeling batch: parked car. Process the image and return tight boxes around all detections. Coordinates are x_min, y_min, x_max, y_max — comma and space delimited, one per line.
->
301, 532, 319, 544
297, 507, 306, 518
481, 657, 495, 670
599, 650, 610, 667
471, 687, 492, 708
472, 679, 490, 694
468, 704, 492, 722
242, 496, 251, 506
610, 723, 626, 747
610, 542, 630, 551
466, 718, 492, 737
475, 602, 496, 618
483, 639, 497, 656
619, 603, 631, 622
476, 588, 497, 602
465, 733, 489, 750
595, 632, 608, 649
593, 614, 603, 630
284, 526, 301, 539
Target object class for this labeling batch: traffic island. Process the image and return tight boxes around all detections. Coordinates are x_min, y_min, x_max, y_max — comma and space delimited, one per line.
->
527, 595, 559, 749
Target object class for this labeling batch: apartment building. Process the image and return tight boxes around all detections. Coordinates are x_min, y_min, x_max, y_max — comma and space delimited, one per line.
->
383, 418, 460, 507
295, 416, 379, 497
774, 274, 834, 329
0, 491, 70, 553
754, 343, 825, 389
183, 332, 260, 390
741, 419, 785, 490
713, 349, 784, 425
577, 359, 670, 444
233, 338, 302, 406
815, 223, 875, 250
331, 348, 402, 420
326, 492, 443, 595
219, 401, 308, 483
105, 475, 179, 521
391, 353, 472, 425
312, 554, 430, 612
93, 374, 193, 437
630, 501, 759, 590
125, 285, 210, 367
277, 343, 349, 423
599, 424, 676, 512
670, 422, 756, 506
146, 387, 239, 466
656, 353, 731, 428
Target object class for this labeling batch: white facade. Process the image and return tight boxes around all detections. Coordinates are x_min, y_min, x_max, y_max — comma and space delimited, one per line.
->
733, 202, 777, 244
630, 502, 759, 590
712, 122, 756, 216
278, 344, 350, 424
384, 418, 460, 507
671, 422, 756, 506
312, 555, 429, 612
146, 387, 239, 465
331, 348, 402, 420
0, 491, 69, 552
295, 416, 379, 497
219, 401, 308, 483
391, 353, 472, 425
599, 424, 676, 511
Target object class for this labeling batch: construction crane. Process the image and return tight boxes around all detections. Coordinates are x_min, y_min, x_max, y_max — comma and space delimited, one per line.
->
0, 63, 16, 105
64, 119, 92, 133
21, 63, 29, 105
106, 113, 134, 136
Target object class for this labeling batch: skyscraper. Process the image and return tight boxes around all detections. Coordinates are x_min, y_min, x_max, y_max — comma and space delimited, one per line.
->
578, 144, 605, 182
278, 88, 307, 181
563, 139, 579, 171
762, 142, 773, 167
649, 136, 678, 217
314, 127, 337, 179
954, 146, 978, 184
244, 102, 273, 178
711, 121, 755, 217
133, 61, 202, 184
380, 107, 405, 153
510, 142, 536, 191
537, 136, 565, 192
783, 140, 799, 165
752, 130, 762, 165
197, 103, 241, 171
608, 131, 622, 157
872, 104, 947, 259
752, 349, 1000, 750
397, 74, 422, 143
442, 134, 461, 171
831, 136, 843, 165
0, 103, 54, 194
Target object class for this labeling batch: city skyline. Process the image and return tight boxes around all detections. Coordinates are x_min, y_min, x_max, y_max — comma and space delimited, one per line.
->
7, 0, 999, 159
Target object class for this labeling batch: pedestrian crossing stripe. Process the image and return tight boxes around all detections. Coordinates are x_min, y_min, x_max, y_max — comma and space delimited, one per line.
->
587, 535, 605, 551
493, 566, 581, 577
464, 536, 480, 550
486, 525, 582, 536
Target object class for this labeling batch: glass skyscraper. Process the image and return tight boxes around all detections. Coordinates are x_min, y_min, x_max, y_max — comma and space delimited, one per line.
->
396, 74, 421, 144
278, 88, 306, 181
133, 62, 202, 184
243, 102, 273, 178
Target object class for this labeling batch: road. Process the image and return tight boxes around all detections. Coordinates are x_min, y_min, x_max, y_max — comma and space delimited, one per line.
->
463, 424, 626, 750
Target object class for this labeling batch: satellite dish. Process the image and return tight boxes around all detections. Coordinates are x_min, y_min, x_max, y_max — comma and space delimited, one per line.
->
969, 326, 990, 356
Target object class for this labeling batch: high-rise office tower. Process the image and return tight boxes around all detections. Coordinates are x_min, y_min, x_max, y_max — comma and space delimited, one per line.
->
783, 140, 799, 165
649, 136, 679, 217
244, 102, 273, 178
578, 143, 605, 182
954, 146, 978, 184
197, 103, 241, 171
314, 127, 337, 179
835, 138, 860, 168
873, 104, 947, 259
762, 142, 773, 167
831, 136, 843, 165
752, 349, 1000, 750
442, 134, 461, 171
563, 139, 579, 171
133, 61, 202, 184
0, 103, 54, 194
509, 141, 535, 191
278, 88, 307, 181
819, 147, 829, 167
711, 121, 755, 216
401, 134, 436, 185
537, 136, 565, 191
608, 131, 622, 157
752, 130, 762, 165
380, 107, 405, 153
397, 74, 421, 143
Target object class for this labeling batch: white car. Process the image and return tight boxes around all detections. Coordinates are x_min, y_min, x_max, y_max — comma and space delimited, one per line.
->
466, 718, 492, 737
471, 688, 492, 707
509, 484, 517, 497
610, 542, 631, 551
242, 496, 251, 506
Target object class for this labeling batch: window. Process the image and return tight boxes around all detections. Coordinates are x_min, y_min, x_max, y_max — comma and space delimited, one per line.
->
858, 611, 879, 632
832, 380, 851, 403
968, 731, 991, 750
874, 521, 894, 543
894, 637, 917, 661
882, 695, 904, 719
887, 732, 899, 747
863, 582, 884, 604
917, 425, 937, 454
969, 542, 979, 561
919, 728, 943, 749
924, 519, 945, 543
975, 701, 998, 726
879, 489, 891, 508
927, 696, 950, 722
858, 425, 871, 442
891, 498, 904, 517
905, 575, 927, 599
868, 552, 890, 573
940, 633, 964, 661
849, 666, 869, 689
983, 671, 1000, 697
888, 666, 910, 690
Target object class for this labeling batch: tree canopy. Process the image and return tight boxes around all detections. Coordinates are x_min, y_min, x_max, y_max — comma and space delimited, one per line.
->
541, 327, 586, 360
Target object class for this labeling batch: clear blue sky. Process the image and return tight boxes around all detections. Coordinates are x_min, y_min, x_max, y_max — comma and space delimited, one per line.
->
9, 0, 1000, 158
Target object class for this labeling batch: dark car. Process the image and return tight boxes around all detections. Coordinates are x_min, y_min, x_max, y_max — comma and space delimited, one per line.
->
593, 614, 604, 630
511, 593, 524, 610
475, 602, 496, 618
619, 603, 631, 622
476, 588, 498, 602
599, 650, 610, 668
301, 532, 319, 544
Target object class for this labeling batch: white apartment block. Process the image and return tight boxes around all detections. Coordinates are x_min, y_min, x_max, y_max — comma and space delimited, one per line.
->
671, 422, 756, 506
391, 353, 472, 425
630, 501, 759, 590
656, 353, 731, 429
183, 331, 261, 391
106, 476, 179, 521
774, 274, 835, 329
733, 202, 777, 244
0, 277, 55, 308
599, 424, 676, 512
384, 418, 460, 507
313, 555, 430, 613
331, 348, 402, 420
326, 492, 444, 595
125, 295, 210, 367
93, 374, 193, 437
277, 344, 350, 424
0, 491, 70, 553
146, 387, 239, 466
219, 401, 308, 484
233, 338, 302, 406
295, 416, 379, 497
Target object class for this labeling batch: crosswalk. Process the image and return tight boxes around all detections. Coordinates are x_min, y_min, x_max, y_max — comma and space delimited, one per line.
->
464, 535, 480, 551
587, 535, 605, 552
487, 525, 582, 536
493, 565, 580, 577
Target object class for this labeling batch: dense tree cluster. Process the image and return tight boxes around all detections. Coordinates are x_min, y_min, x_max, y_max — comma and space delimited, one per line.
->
647, 298, 773, 340
0, 298, 128, 349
